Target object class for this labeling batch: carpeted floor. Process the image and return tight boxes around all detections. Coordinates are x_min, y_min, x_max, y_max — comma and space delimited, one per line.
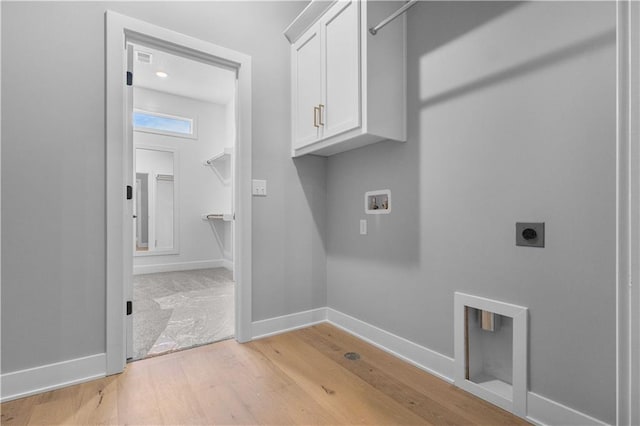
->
132, 268, 235, 360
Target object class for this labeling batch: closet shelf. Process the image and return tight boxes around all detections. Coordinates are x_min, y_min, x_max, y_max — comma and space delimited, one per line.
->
202, 213, 234, 221
204, 147, 233, 185
205, 147, 233, 166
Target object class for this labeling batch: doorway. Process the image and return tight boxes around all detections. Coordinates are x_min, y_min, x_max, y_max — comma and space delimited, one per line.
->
106, 11, 252, 375
128, 44, 237, 360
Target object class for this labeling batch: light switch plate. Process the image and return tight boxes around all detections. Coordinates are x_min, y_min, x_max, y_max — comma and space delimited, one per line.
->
252, 179, 267, 196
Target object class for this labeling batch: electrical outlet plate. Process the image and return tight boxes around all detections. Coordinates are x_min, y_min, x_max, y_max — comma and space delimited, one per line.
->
515, 222, 544, 247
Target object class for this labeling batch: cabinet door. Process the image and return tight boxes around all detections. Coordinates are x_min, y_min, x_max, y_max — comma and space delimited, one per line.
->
292, 24, 322, 149
321, 0, 360, 139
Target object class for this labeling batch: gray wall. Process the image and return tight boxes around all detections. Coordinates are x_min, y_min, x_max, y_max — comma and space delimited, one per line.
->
1, 1, 327, 374
327, 1, 616, 423
1, 1, 619, 422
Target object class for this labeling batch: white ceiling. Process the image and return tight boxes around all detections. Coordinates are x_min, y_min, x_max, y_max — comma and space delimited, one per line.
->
132, 45, 236, 105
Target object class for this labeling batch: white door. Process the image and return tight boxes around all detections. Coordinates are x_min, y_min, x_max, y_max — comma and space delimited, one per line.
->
321, 0, 360, 139
292, 24, 322, 149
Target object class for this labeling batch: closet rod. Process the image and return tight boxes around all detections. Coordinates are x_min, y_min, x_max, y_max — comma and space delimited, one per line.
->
369, 0, 418, 35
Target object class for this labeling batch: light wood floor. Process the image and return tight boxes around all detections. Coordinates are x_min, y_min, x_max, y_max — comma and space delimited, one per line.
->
1, 324, 529, 425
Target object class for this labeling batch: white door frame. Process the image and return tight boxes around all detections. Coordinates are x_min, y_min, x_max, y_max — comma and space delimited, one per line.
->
617, 1, 640, 424
106, 11, 252, 375
630, 3, 640, 422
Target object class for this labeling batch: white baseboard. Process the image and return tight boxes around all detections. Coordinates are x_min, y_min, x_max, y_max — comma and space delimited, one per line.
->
526, 392, 609, 426
252, 307, 608, 426
0, 353, 106, 403
1, 309, 608, 426
133, 259, 225, 275
326, 308, 455, 383
252, 307, 327, 340
221, 258, 233, 272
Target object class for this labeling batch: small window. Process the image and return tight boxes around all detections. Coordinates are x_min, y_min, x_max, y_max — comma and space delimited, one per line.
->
133, 110, 194, 138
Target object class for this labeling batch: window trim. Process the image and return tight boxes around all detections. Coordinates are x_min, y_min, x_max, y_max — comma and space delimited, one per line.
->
133, 109, 197, 139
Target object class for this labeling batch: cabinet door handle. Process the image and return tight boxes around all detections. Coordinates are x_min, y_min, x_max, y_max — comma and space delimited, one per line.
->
313, 106, 320, 128
318, 104, 325, 126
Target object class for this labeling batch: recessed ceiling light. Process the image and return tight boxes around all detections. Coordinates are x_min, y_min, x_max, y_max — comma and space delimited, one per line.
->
156, 71, 168, 78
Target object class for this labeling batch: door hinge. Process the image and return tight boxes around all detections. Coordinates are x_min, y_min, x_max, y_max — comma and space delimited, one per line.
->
126, 185, 133, 200
126, 300, 132, 316
126, 71, 133, 86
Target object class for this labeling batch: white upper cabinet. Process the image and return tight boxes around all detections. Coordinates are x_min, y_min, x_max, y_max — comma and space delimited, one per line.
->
321, 1, 360, 140
286, 0, 406, 157
292, 25, 323, 149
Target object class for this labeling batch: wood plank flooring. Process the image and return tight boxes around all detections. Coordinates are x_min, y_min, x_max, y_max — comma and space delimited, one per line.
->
1, 324, 530, 425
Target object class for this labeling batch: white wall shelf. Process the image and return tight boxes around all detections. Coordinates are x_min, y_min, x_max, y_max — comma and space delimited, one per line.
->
202, 213, 232, 256
204, 147, 233, 184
